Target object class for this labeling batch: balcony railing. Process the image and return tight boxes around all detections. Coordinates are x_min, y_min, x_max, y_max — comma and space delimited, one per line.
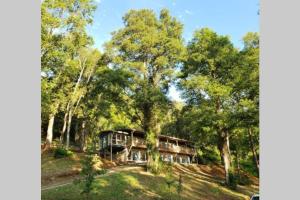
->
158, 142, 195, 155
104, 135, 195, 155
111, 139, 126, 146
132, 137, 147, 148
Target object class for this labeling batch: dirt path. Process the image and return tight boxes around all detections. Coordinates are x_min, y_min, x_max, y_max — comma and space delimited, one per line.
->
41, 165, 144, 191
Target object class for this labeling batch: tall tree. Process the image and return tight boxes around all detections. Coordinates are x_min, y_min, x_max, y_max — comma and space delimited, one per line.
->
105, 9, 185, 171
41, 0, 71, 148
231, 32, 259, 173
41, 0, 97, 148
180, 28, 238, 184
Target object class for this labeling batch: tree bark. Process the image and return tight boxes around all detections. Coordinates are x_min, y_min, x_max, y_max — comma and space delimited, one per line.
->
80, 120, 87, 152
218, 130, 231, 185
60, 101, 70, 144
236, 150, 241, 180
74, 119, 80, 144
66, 109, 73, 149
61, 60, 86, 144
45, 114, 55, 149
248, 127, 259, 174
143, 103, 157, 171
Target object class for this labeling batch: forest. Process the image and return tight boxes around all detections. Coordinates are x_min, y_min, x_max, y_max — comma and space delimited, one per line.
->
41, 0, 259, 189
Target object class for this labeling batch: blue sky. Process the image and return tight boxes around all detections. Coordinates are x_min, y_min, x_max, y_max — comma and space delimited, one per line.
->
87, 0, 259, 101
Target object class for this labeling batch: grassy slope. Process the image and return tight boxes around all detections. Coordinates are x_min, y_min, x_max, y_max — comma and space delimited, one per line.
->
42, 150, 116, 186
42, 152, 259, 200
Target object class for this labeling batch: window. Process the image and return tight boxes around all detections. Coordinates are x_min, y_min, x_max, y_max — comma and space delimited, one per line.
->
167, 154, 173, 162
132, 151, 138, 161
132, 150, 144, 161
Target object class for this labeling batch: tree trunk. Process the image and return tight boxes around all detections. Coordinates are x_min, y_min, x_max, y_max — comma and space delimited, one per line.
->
143, 103, 157, 171
60, 102, 70, 144
219, 131, 231, 185
236, 150, 241, 181
61, 62, 85, 144
66, 109, 73, 149
45, 114, 55, 149
80, 120, 87, 152
248, 127, 259, 174
74, 120, 80, 144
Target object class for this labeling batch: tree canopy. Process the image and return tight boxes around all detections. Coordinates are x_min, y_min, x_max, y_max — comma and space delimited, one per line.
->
41, 2, 259, 184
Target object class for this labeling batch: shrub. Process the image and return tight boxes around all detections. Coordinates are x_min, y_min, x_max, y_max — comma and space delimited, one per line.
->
240, 159, 259, 177
198, 148, 220, 164
148, 152, 166, 174
164, 166, 176, 200
237, 173, 252, 186
177, 174, 183, 197
228, 171, 238, 190
53, 147, 73, 159
74, 148, 106, 200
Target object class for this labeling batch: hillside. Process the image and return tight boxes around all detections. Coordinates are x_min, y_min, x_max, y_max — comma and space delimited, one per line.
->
41, 152, 259, 200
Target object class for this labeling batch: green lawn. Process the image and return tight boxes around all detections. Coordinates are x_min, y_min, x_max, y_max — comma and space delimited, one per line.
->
42, 167, 258, 200
42, 150, 258, 200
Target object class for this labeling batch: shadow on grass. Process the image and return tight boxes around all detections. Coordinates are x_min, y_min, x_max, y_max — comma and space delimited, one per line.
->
42, 170, 181, 200
42, 167, 257, 200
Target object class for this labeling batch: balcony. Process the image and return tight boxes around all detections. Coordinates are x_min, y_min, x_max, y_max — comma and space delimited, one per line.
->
158, 142, 195, 155
131, 137, 147, 148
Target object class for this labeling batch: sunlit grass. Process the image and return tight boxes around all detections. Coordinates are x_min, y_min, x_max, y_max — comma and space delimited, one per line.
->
42, 151, 258, 200
42, 168, 257, 200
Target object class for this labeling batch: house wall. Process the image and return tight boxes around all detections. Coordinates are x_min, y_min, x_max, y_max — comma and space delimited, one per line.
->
99, 131, 195, 164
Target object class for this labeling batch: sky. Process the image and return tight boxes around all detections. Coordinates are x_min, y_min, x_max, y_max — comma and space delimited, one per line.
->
87, 0, 259, 101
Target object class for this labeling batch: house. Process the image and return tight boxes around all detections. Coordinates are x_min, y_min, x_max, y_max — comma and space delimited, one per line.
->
98, 128, 196, 164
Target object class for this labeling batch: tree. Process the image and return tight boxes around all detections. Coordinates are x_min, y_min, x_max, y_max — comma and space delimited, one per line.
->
41, 0, 73, 148
231, 32, 259, 174
74, 61, 134, 151
180, 28, 238, 184
105, 9, 185, 172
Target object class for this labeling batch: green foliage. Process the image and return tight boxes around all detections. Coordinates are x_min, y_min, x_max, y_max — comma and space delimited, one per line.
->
177, 174, 183, 197
237, 173, 252, 186
105, 8, 185, 169
74, 148, 106, 200
54, 147, 74, 158
41, 1, 259, 187
240, 159, 259, 177
227, 170, 238, 190
198, 148, 221, 164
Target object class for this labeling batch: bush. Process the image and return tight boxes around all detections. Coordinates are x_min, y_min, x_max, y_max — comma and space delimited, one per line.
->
237, 173, 252, 186
148, 152, 167, 174
74, 148, 106, 200
198, 148, 220, 164
240, 159, 259, 177
54, 147, 73, 159
177, 174, 183, 197
228, 171, 238, 190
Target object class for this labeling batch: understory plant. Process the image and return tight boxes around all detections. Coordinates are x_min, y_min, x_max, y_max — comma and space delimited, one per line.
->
74, 147, 106, 200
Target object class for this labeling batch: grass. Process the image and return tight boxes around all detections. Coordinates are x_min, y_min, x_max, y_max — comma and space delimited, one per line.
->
42, 170, 187, 200
41, 150, 259, 200
42, 151, 83, 177
42, 164, 259, 200
42, 149, 116, 186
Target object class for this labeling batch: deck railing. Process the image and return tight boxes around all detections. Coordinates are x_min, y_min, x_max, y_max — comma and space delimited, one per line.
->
106, 135, 195, 155
158, 142, 195, 154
